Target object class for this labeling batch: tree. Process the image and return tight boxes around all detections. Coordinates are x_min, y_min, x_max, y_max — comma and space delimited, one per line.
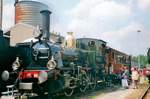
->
132, 55, 148, 68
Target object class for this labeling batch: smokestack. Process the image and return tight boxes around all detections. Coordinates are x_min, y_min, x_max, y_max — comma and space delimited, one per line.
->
15, 0, 19, 3
0, 0, 2, 30
14, 0, 18, 6
40, 10, 51, 41
14, 0, 19, 6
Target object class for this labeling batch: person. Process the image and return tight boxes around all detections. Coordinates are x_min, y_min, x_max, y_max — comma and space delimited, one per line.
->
117, 72, 122, 85
139, 69, 145, 84
131, 67, 139, 89
121, 67, 129, 88
146, 70, 150, 84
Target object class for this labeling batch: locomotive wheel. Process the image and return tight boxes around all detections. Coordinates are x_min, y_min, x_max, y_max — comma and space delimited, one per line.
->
89, 73, 97, 90
79, 76, 89, 92
64, 77, 76, 97
89, 77, 97, 90
64, 88, 74, 96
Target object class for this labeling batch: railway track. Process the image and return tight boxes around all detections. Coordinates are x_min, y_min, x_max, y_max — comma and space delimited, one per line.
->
141, 85, 150, 99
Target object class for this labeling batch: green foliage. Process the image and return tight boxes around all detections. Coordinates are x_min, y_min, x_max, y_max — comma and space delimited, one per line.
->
132, 55, 148, 68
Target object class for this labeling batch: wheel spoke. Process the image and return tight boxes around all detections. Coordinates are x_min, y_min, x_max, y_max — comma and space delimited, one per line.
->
64, 88, 74, 96
89, 73, 97, 90
79, 76, 89, 92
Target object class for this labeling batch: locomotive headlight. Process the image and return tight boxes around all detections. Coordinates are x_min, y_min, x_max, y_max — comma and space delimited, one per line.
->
1, 70, 9, 81
47, 57, 56, 70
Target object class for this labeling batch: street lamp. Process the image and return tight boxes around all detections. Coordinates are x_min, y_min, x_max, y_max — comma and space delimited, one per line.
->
137, 30, 141, 69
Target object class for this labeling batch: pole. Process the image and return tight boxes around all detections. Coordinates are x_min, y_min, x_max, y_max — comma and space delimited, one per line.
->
0, 0, 2, 29
137, 30, 141, 69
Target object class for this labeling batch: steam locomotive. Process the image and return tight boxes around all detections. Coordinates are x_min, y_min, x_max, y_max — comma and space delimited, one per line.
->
0, 10, 107, 98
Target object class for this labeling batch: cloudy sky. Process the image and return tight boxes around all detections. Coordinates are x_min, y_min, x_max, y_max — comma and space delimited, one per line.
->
3, 0, 150, 56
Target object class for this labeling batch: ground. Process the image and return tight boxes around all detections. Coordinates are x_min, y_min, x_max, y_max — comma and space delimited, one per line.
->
1, 84, 149, 99
93, 88, 133, 99
67, 84, 149, 99
73, 86, 133, 99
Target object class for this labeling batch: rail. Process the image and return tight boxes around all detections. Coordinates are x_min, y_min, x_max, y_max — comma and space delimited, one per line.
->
124, 84, 150, 99
140, 85, 150, 99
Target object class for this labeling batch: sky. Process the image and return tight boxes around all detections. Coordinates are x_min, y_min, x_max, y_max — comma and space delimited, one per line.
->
2, 0, 150, 56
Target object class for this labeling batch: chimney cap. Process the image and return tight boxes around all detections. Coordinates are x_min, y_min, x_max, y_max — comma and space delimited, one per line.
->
40, 10, 52, 14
